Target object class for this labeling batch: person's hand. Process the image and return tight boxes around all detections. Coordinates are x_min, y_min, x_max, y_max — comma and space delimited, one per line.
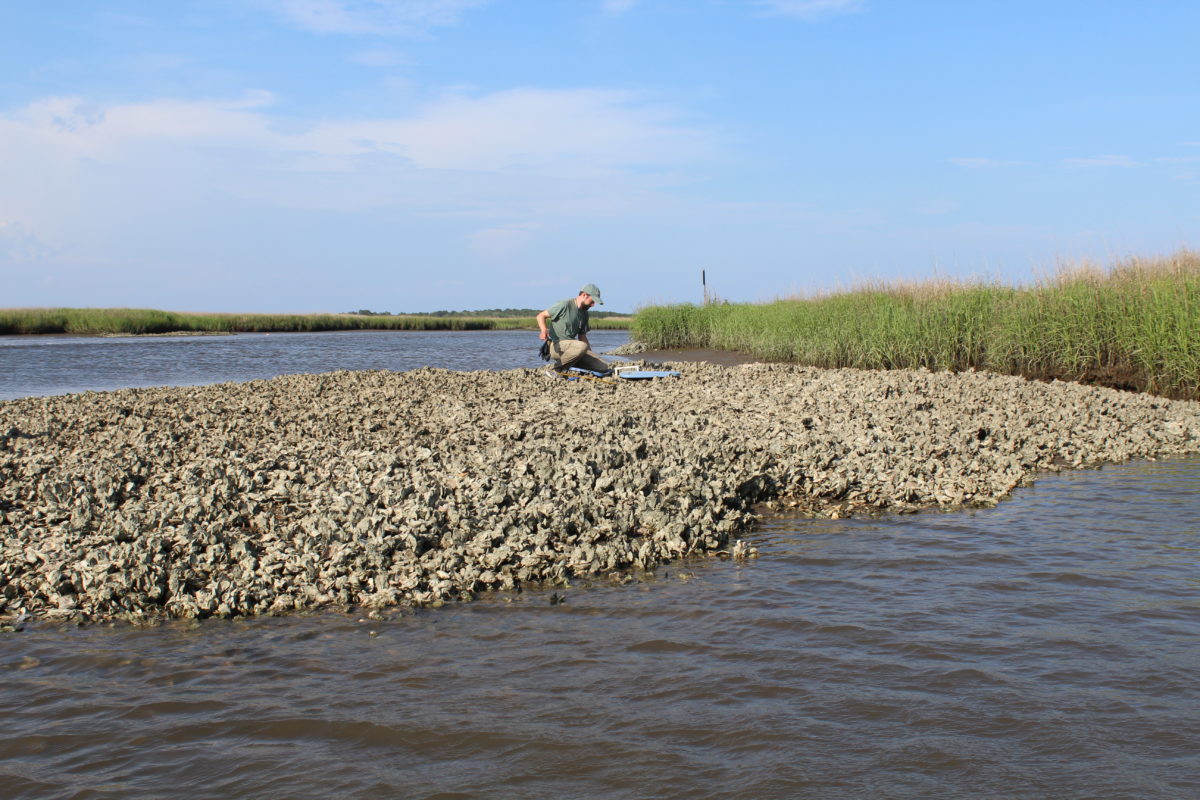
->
539, 330, 548, 340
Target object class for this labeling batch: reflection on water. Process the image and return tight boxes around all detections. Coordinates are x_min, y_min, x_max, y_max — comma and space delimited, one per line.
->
3, 457, 1198, 798
0, 329, 632, 401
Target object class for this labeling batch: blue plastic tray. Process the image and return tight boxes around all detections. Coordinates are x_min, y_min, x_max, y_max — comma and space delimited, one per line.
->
563, 367, 681, 380
614, 369, 680, 380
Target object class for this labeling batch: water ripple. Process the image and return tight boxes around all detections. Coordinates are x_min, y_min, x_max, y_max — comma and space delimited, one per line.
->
2, 456, 1199, 798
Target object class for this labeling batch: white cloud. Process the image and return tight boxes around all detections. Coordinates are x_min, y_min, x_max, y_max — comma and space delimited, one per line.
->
0, 88, 717, 312
2, 88, 705, 175
1063, 154, 1142, 168
292, 88, 709, 174
754, 0, 865, 19
0, 93, 278, 164
0, 87, 713, 274
265, 0, 490, 35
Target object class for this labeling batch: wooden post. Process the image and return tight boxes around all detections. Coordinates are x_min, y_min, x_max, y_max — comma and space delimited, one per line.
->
702, 269, 708, 305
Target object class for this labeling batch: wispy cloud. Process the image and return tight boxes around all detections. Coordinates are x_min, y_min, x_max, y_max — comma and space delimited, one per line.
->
0, 87, 714, 264
2, 92, 277, 161
0, 85, 717, 307
754, 0, 865, 19
293, 88, 711, 174
1063, 154, 1141, 168
2, 88, 707, 174
265, 0, 490, 35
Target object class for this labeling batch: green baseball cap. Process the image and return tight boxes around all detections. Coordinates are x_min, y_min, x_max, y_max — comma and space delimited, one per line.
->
580, 283, 603, 304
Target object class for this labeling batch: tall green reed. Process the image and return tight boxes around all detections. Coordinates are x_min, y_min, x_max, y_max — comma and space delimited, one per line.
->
632, 250, 1200, 399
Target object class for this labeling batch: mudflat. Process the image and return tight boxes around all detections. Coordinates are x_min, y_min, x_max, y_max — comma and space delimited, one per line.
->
3, 362, 1199, 625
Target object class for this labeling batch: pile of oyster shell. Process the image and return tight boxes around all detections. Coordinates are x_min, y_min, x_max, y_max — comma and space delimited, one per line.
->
2, 363, 1198, 624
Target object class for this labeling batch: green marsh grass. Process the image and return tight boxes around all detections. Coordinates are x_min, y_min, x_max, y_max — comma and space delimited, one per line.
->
633, 251, 1200, 399
0, 309, 630, 336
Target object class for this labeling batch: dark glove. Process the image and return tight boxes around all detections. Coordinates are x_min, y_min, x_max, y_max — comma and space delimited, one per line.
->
539, 340, 551, 361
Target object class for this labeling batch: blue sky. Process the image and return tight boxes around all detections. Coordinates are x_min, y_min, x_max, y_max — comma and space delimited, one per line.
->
1, 0, 1197, 313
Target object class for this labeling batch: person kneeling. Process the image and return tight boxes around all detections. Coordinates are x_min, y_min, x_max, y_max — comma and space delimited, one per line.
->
536, 283, 612, 375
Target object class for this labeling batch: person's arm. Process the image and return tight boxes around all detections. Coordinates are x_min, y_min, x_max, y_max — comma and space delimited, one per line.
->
578, 310, 591, 347
536, 309, 551, 340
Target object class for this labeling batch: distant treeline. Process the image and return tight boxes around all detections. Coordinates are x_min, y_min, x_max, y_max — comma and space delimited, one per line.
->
0, 309, 631, 335
633, 250, 1200, 400
351, 308, 630, 318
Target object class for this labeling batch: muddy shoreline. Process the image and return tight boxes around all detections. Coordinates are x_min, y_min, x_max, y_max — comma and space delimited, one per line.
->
3, 362, 1199, 626
622, 345, 1181, 398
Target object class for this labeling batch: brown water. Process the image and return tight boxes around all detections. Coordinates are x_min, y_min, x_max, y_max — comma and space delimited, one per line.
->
3, 456, 1198, 799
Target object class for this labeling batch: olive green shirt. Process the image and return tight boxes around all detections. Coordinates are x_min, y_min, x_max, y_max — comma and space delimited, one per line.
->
545, 298, 590, 342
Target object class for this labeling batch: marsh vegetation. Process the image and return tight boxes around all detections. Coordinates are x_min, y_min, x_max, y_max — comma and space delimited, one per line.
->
633, 251, 1200, 399
0, 308, 630, 336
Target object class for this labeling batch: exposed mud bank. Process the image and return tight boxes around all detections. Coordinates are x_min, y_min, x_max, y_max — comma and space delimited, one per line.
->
3, 363, 1199, 625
